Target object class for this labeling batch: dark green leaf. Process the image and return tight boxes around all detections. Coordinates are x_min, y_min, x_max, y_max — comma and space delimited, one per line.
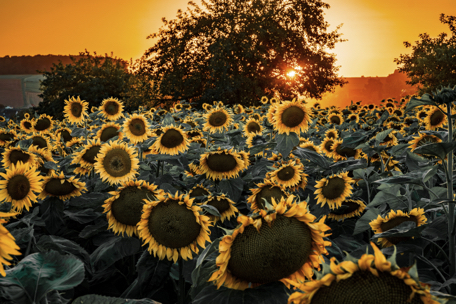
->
353, 208, 380, 235
69, 192, 111, 209
90, 236, 141, 271
405, 96, 437, 112
72, 294, 160, 304
422, 166, 439, 183
249, 142, 276, 156
63, 209, 102, 224
40, 197, 65, 235
293, 147, 330, 169
371, 221, 427, 239
375, 129, 393, 143
374, 171, 423, 185
71, 128, 87, 137
413, 141, 456, 160
0, 251, 84, 303
43, 161, 59, 170
200, 205, 222, 217
218, 177, 244, 202
78, 219, 108, 239
390, 143, 410, 156
274, 132, 299, 158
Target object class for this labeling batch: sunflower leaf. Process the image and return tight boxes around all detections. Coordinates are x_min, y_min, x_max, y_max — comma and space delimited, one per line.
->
405, 95, 438, 112
274, 132, 300, 158
90, 236, 141, 271
413, 141, 456, 160
0, 251, 84, 303
71, 127, 87, 137
218, 178, 244, 202
375, 128, 393, 143
72, 294, 160, 304
371, 221, 427, 239
200, 205, 222, 217
353, 208, 380, 235
374, 171, 423, 185
293, 147, 330, 169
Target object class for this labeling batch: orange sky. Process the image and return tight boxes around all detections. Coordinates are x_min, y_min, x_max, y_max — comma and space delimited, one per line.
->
0, 0, 454, 77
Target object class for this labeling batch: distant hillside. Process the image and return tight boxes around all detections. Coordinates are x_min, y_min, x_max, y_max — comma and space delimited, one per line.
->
0, 54, 127, 75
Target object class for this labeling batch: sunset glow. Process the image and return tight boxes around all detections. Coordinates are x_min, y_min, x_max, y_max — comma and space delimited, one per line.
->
0, 0, 454, 77
287, 71, 296, 78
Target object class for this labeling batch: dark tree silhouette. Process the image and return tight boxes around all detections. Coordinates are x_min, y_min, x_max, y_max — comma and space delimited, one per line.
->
394, 14, 456, 95
139, 0, 347, 107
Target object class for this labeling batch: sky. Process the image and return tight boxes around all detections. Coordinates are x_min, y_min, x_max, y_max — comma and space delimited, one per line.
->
0, 0, 454, 77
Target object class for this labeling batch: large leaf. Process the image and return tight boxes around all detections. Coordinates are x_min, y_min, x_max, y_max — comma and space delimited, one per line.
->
413, 141, 456, 160
72, 294, 160, 304
353, 208, 380, 235
90, 235, 141, 271
371, 221, 427, 239
375, 129, 393, 143
374, 171, 424, 186
0, 251, 84, 303
121, 250, 173, 299
293, 147, 330, 169
218, 177, 244, 202
405, 95, 438, 112
40, 197, 65, 235
274, 132, 300, 158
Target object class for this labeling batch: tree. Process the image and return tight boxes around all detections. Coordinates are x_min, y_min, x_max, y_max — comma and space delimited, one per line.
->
394, 14, 456, 96
139, 0, 347, 108
37, 51, 156, 120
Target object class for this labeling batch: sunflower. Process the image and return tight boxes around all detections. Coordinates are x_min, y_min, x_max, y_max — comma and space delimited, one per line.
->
266, 159, 305, 189
425, 106, 447, 130
208, 197, 331, 290
2, 146, 38, 169
199, 148, 247, 180
327, 113, 343, 125
55, 127, 73, 144
99, 97, 124, 121
96, 122, 123, 142
346, 113, 359, 123
27, 133, 53, 150
190, 136, 207, 148
183, 118, 198, 129
0, 212, 21, 277
152, 126, 190, 155
288, 242, 443, 304
38, 171, 86, 201
189, 184, 211, 198
324, 129, 338, 139
202, 103, 212, 111
201, 194, 238, 223
94, 140, 139, 185
320, 137, 335, 157
416, 109, 428, 121
203, 107, 233, 134
243, 118, 263, 135
0, 116, 5, 122
331, 139, 361, 161
103, 180, 165, 237
137, 193, 212, 262
33, 114, 54, 133
328, 199, 366, 221
123, 113, 151, 144
260, 96, 269, 104
63, 96, 89, 124
409, 133, 442, 154
0, 129, 17, 147
266, 104, 278, 124
20, 118, 34, 133
273, 99, 311, 135
247, 181, 289, 212
65, 137, 84, 150
29, 145, 56, 176
71, 138, 103, 169
0, 162, 42, 213
299, 141, 322, 154
314, 172, 354, 209
370, 208, 427, 248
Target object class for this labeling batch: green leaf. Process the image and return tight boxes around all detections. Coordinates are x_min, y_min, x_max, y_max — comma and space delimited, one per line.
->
353, 208, 380, 235
374, 171, 423, 185
368, 187, 403, 208
405, 96, 437, 112
139, 163, 151, 171
0, 251, 84, 303
413, 141, 456, 160
293, 147, 330, 169
274, 132, 300, 158
371, 221, 427, 239
249, 142, 276, 156
72, 294, 160, 304
200, 205, 222, 217
341, 132, 368, 148
71, 127, 87, 137
90, 236, 141, 271
375, 129, 393, 143
422, 166, 439, 183
43, 161, 59, 170
390, 143, 410, 156
218, 177, 244, 202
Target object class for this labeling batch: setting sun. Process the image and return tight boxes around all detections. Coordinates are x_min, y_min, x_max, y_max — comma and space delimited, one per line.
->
287, 71, 296, 77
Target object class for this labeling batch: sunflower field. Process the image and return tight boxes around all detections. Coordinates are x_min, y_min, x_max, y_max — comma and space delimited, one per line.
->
1, 87, 456, 303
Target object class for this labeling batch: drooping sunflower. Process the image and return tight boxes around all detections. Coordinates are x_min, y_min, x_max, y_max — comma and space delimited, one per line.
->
38, 171, 86, 200
71, 138, 103, 170
27, 133, 53, 150
208, 197, 331, 290
63, 96, 89, 124
20, 118, 34, 133
247, 180, 290, 212
29, 145, 56, 176
99, 97, 124, 121
243, 118, 263, 136
152, 126, 190, 155
331, 139, 361, 161
137, 193, 212, 262
201, 194, 239, 223
55, 127, 73, 144
328, 199, 366, 221
189, 183, 211, 198
0, 162, 42, 213
416, 108, 428, 121
0, 129, 17, 147
328, 113, 343, 125
103, 180, 165, 237
314, 172, 354, 209
190, 136, 207, 148
96, 122, 124, 142
288, 242, 444, 304
123, 113, 151, 144
2, 146, 38, 169
370, 208, 427, 248
203, 107, 233, 134
409, 133, 442, 155
0, 212, 21, 277
425, 106, 447, 130
33, 114, 54, 133
299, 141, 322, 154
273, 99, 311, 135
94, 140, 140, 185
199, 148, 247, 180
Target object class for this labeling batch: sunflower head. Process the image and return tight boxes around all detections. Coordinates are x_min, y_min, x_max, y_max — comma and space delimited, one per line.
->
425, 106, 447, 130
100, 97, 124, 121
97, 123, 123, 142
64, 96, 89, 124
203, 107, 233, 134
137, 193, 212, 262
123, 113, 151, 144
153, 126, 190, 155
38, 171, 87, 201
314, 172, 354, 209
33, 114, 54, 133
328, 199, 366, 221
199, 148, 247, 180
273, 100, 311, 135
244, 118, 263, 135
201, 194, 238, 222
247, 181, 289, 212
209, 197, 331, 290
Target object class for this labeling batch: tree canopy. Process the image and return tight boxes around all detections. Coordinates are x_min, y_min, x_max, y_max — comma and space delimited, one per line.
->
394, 14, 456, 96
37, 51, 156, 120
139, 0, 347, 107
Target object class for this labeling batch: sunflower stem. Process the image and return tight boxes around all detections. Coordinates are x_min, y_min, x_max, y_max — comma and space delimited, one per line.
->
156, 160, 160, 177
25, 234, 33, 257
446, 102, 455, 281
178, 257, 185, 304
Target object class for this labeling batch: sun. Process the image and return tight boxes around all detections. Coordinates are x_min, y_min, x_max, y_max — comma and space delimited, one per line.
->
287, 70, 296, 77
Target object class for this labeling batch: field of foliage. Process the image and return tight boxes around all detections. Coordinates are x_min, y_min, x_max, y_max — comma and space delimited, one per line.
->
0, 88, 456, 303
